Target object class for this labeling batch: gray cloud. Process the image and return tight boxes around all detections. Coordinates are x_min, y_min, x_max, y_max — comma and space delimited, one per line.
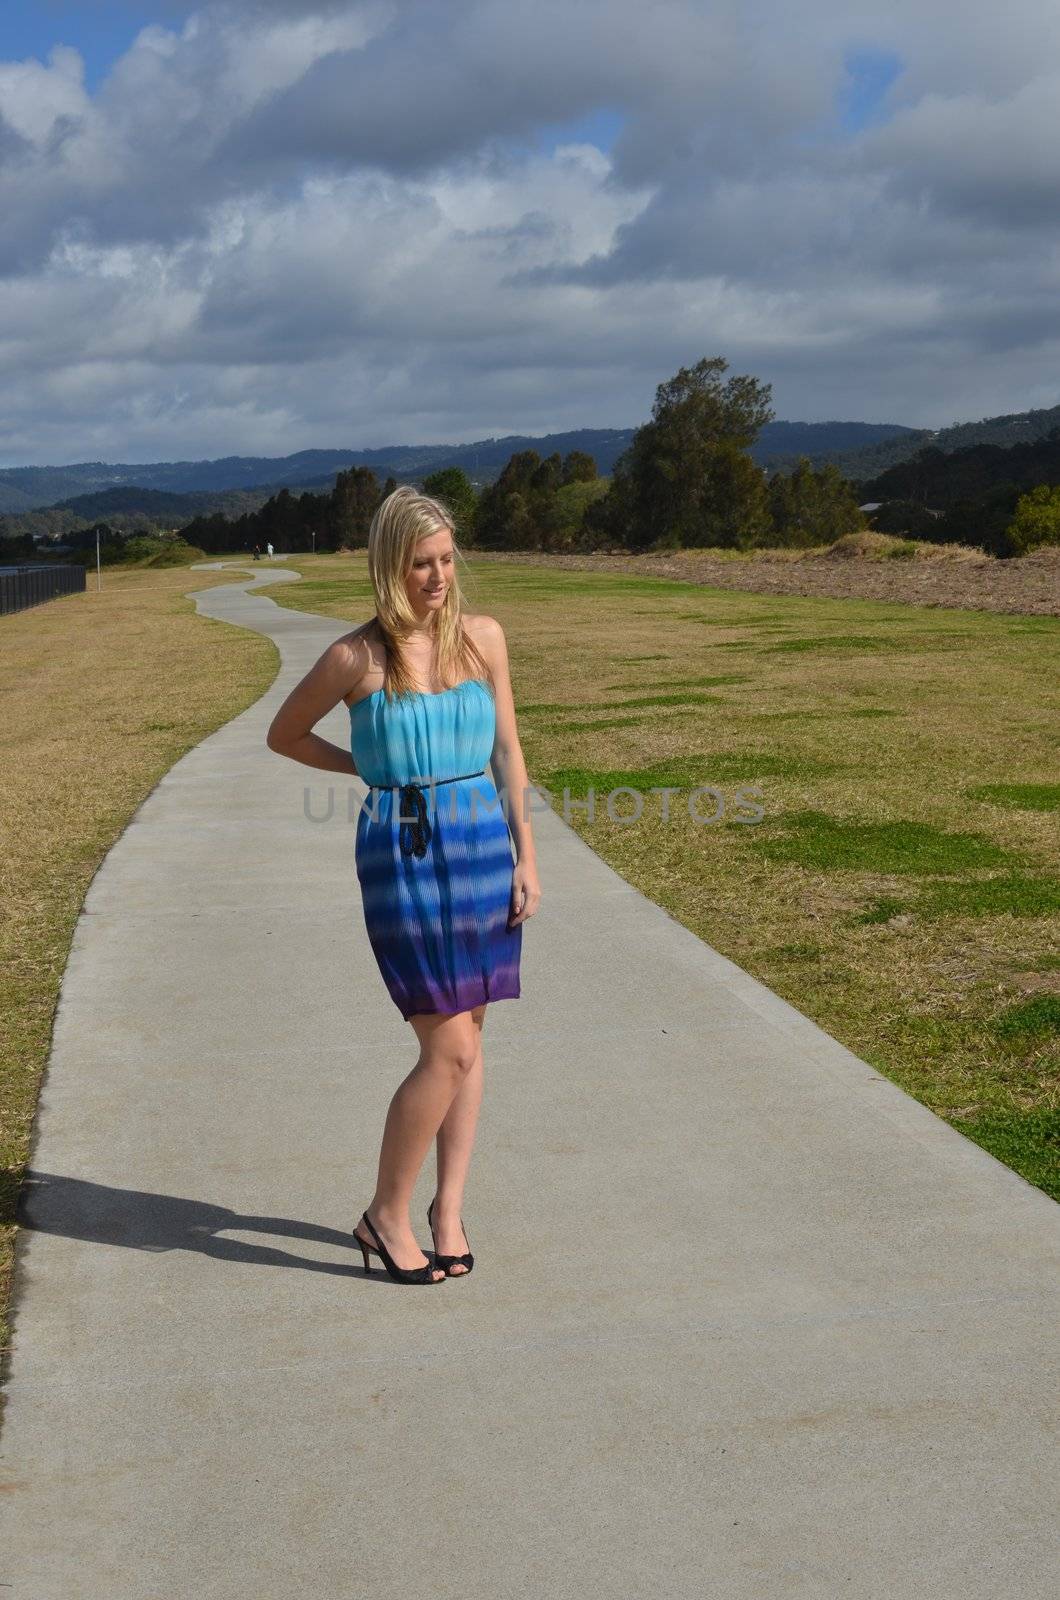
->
0, 0, 1057, 465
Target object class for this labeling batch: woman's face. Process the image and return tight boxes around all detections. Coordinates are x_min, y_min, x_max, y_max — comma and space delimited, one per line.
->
405, 525, 455, 619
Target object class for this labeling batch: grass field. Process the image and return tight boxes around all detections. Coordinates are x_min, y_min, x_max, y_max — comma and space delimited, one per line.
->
0, 564, 277, 1370
2, 550, 1057, 1367
262, 551, 1060, 1199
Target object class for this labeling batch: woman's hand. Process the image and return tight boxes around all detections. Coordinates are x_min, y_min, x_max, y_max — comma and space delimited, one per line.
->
508, 859, 541, 927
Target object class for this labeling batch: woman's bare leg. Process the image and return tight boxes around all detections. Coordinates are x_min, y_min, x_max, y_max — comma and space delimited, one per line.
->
354, 1007, 480, 1276
430, 1004, 485, 1272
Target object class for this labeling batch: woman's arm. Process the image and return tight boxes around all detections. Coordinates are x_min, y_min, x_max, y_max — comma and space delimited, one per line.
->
475, 616, 541, 925
265, 634, 364, 775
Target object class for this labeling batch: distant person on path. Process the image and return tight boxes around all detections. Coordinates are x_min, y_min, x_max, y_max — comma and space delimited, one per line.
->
266, 486, 541, 1285
252, 544, 261, 561
266, 542, 274, 559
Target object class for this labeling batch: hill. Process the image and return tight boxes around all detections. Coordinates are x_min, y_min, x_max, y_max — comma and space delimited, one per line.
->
3, 404, 1057, 520
0, 436, 634, 513
0, 421, 913, 514
809, 404, 1060, 483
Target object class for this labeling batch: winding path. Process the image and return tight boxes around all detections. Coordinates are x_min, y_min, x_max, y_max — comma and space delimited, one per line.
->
3, 564, 1057, 1597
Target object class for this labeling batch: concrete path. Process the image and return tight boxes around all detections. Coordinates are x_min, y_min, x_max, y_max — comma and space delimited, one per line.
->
3, 564, 1057, 1598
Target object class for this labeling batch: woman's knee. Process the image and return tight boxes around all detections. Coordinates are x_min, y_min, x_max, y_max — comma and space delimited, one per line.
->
445, 1043, 480, 1077
424, 1044, 479, 1082
412, 1012, 481, 1077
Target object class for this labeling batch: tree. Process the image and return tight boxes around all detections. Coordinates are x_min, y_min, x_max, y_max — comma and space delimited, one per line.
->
332, 466, 382, 548
260, 486, 300, 546
698, 442, 773, 548
1007, 483, 1060, 553
422, 467, 478, 544
866, 500, 942, 538
475, 451, 545, 549
561, 451, 597, 484
766, 456, 866, 547
0, 520, 36, 560
588, 355, 775, 550
934, 483, 1025, 557
470, 450, 576, 551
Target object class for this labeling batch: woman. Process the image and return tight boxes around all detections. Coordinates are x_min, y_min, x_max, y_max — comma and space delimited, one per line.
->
266, 486, 541, 1286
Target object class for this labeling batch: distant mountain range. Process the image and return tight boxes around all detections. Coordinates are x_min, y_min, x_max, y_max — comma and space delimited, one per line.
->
2, 404, 1057, 521
0, 433, 637, 514
772, 404, 1060, 482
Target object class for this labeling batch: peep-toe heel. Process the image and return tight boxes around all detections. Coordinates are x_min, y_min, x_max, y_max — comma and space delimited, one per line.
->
354, 1210, 445, 1285
427, 1196, 474, 1277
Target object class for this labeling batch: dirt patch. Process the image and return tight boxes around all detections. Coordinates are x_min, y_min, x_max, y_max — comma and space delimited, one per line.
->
473, 546, 1060, 616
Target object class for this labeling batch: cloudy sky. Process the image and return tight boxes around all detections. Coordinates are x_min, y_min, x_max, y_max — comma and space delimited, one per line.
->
1, 0, 1057, 466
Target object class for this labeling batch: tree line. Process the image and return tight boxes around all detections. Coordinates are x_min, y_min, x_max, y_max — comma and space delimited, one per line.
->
170, 357, 866, 557
857, 426, 1060, 554
7, 354, 1057, 565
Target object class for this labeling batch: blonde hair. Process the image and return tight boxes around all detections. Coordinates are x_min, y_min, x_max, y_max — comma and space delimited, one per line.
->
365, 485, 494, 704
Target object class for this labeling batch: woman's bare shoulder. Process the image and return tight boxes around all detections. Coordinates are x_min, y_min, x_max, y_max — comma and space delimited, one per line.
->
462, 614, 508, 689
333, 619, 382, 701
463, 612, 505, 647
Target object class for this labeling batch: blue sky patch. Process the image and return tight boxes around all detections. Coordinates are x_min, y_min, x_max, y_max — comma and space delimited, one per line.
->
534, 106, 626, 158
838, 47, 903, 134
3, 1, 183, 92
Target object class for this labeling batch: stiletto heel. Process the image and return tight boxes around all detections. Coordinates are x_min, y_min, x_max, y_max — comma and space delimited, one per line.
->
427, 1197, 474, 1277
353, 1210, 445, 1285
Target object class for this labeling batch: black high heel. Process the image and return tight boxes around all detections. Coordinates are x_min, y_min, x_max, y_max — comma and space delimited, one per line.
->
354, 1210, 445, 1285
427, 1196, 474, 1277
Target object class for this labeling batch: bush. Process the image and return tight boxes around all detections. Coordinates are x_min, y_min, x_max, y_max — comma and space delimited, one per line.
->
145, 538, 207, 566
1007, 484, 1060, 554
119, 535, 166, 563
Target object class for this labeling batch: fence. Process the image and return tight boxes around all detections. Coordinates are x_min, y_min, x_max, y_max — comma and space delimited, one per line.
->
0, 564, 87, 617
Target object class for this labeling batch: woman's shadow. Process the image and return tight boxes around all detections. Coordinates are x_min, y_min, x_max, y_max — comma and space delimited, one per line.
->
14, 1168, 375, 1279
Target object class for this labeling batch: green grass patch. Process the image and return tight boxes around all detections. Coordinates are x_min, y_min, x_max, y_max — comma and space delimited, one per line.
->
518, 691, 730, 713
257, 577, 374, 606
752, 810, 1018, 873
761, 634, 910, 654
946, 1108, 1060, 1201
919, 874, 1060, 919
536, 754, 838, 796
1001, 618, 1060, 634
992, 994, 1060, 1041
966, 782, 1060, 814
537, 714, 704, 733
606, 674, 750, 691
722, 613, 801, 625
606, 691, 730, 709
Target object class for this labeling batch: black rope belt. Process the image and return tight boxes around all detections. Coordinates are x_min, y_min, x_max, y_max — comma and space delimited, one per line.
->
367, 769, 488, 859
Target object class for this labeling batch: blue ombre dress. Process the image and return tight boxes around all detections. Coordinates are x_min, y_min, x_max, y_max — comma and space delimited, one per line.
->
349, 677, 522, 1021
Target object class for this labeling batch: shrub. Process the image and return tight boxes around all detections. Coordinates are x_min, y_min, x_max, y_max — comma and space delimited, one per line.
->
145, 538, 207, 566
1007, 484, 1060, 554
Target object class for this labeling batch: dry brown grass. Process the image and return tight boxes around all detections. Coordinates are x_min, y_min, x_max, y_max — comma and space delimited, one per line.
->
819, 531, 985, 561
478, 540, 1060, 615
0, 563, 276, 1365
263, 549, 1060, 1193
